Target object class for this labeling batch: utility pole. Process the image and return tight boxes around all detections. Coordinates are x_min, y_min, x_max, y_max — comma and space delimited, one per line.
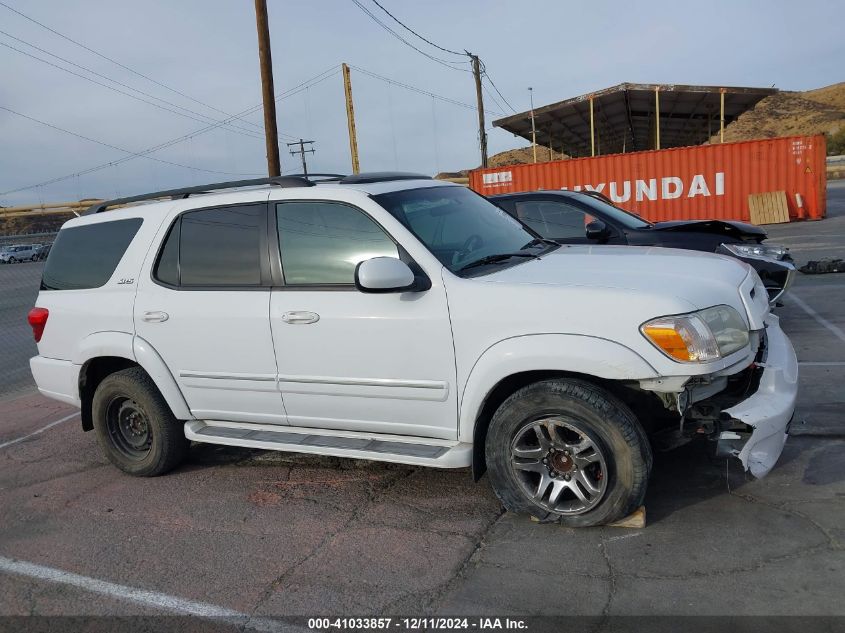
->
287, 139, 315, 177
254, 0, 280, 176
529, 87, 537, 163
342, 63, 361, 174
469, 53, 488, 168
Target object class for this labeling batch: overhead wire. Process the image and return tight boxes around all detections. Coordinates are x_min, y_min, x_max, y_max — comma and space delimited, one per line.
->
1, 66, 341, 196
0, 0, 266, 132
0, 40, 288, 142
355, 0, 518, 118
0, 105, 263, 176
481, 83, 508, 117
348, 0, 470, 72
480, 60, 518, 114
365, 0, 465, 57
349, 64, 505, 117
0, 30, 270, 141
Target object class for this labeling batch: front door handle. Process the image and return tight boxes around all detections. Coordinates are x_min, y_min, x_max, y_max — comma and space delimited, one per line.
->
142, 311, 169, 323
281, 311, 320, 324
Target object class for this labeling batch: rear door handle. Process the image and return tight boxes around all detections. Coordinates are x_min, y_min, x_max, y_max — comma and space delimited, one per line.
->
142, 311, 169, 323
281, 311, 320, 324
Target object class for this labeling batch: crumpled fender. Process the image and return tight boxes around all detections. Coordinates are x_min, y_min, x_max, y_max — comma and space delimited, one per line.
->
457, 334, 658, 442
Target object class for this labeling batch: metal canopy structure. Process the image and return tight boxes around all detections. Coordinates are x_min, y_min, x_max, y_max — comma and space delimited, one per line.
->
493, 83, 777, 158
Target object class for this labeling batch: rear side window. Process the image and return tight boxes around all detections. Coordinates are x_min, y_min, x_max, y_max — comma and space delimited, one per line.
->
41, 218, 143, 290
154, 204, 264, 287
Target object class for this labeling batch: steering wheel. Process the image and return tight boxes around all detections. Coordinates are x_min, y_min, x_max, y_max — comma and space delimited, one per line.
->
458, 234, 483, 259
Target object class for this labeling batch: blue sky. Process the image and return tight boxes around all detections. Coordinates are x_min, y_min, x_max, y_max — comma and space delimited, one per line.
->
1, 0, 842, 205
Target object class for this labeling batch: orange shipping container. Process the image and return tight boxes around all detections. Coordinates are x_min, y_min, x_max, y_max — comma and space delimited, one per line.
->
470, 135, 827, 223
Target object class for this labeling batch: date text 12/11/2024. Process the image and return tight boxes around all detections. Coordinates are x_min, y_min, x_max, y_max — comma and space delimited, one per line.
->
307, 618, 529, 630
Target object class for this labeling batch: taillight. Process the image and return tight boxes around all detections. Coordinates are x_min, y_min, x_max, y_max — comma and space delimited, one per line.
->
28, 307, 49, 342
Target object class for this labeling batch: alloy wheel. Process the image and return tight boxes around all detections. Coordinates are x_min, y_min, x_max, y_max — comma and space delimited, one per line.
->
509, 417, 608, 515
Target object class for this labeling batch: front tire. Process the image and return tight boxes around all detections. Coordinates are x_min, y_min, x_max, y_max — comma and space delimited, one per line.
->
485, 378, 652, 527
92, 367, 188, 476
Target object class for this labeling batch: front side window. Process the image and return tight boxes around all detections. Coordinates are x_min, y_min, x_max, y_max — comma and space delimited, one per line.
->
41, 218, 143, 290
373, 186, 548, 274
575, 194, 651, 229
154, 204, 263, 287
276, 201, 398, 285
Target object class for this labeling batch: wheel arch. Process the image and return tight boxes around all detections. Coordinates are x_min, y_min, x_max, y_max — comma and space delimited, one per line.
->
75, 332, 191, 431
459, 334, 658, 480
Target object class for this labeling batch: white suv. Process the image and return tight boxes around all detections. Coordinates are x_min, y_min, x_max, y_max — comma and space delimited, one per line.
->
28, 173, 798, 527
1, 244, 39, 263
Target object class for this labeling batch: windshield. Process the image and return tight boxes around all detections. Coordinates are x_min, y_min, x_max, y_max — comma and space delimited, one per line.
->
373, 186, 553, 274
575, 194, 652, 229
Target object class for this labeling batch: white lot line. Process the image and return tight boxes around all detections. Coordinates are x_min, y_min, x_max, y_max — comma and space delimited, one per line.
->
0, 555, 292, 632
799, 361, 845, 366
0, 412, 78, 450
789, 294, 845, 345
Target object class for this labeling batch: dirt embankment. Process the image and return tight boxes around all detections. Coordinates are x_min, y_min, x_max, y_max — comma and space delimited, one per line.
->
487, 145, 568, 167
709, 82, 845, 144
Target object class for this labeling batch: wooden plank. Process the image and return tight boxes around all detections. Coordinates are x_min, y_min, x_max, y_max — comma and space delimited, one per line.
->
748, 191, 790, 225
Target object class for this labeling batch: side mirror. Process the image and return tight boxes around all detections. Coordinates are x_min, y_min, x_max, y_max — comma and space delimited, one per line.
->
355, 257, 416, 293
585, 220, 610, 241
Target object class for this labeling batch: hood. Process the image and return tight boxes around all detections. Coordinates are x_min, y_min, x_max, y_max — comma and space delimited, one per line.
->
652, 219, 766, 241
479, 245, 752, 311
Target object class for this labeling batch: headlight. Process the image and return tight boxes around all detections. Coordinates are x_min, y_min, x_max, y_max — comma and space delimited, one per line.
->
722, 242, 789, 260
641, 305, 749, 363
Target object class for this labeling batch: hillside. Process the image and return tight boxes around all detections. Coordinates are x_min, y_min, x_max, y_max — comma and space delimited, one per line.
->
487, 145, 568, 167
435, 145, 569, 180
709, 82, 845, 145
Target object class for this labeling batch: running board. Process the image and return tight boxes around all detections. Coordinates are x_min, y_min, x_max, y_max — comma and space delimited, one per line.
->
184, 420, 472, 468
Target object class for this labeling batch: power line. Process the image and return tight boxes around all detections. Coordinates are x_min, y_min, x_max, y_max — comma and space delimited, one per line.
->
351, 0, 516, 126
481, 82, 508, 116
348, 0, 470, 72
0, 29, 268, 141
480, 61, 517, 114
349, 65, 505, 117
0, 0, 265, 132
0, 40, 294, 143
365, 0, 465, 57
1, 66, 341, 196
0, 105, 262, 177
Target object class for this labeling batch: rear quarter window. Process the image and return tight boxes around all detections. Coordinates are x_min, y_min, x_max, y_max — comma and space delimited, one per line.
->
41, 218, 143, 290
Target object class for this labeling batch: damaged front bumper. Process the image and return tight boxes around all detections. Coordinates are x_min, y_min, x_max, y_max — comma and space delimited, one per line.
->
718, 314, 798, 477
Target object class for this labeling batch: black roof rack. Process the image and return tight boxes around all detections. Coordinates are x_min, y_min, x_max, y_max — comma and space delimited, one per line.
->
286, 173, 347, 181
339, 172, 432, 185
83, 172, 435, 215
83, 176, 313, 215
286, 172, 432, 185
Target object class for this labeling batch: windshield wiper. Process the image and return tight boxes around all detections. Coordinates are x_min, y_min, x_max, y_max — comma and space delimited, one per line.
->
458, 252, 538, 273
521, 237, 559, 249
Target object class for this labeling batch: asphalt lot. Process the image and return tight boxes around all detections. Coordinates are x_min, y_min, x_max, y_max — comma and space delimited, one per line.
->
0, 183, 843, 628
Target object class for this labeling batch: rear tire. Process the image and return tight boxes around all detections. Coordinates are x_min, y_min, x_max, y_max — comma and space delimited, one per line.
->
92, 367, 188, 476
485, 378, 652, 527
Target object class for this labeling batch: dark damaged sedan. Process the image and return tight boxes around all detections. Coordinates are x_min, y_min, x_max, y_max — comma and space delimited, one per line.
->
491, 190, 795, 303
